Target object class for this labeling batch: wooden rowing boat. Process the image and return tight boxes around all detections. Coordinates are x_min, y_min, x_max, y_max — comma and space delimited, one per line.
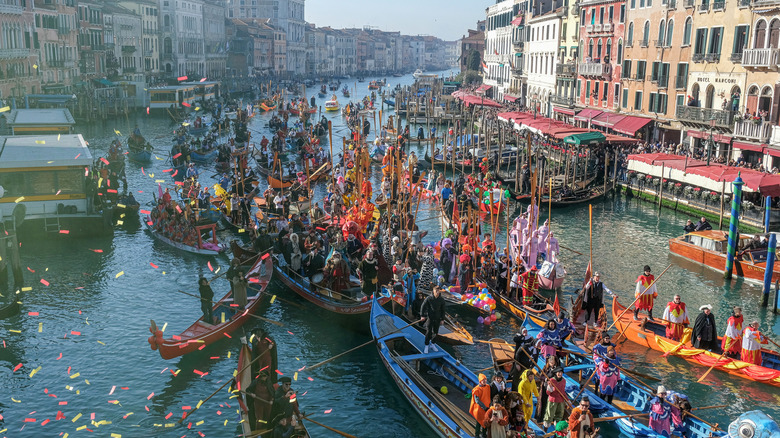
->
492, 287, 558, 327
0, 296, 20, 319
190, 148, 218, 163
612, 296, 780, 386
369, 296, 484, 438
149, 255, 272, 360
267, 175, 294, 189
144, 219, 226, 256
274, 255, 390, 315
668, 230, 780, 284
524, 317, 726, 438
541, 184, 611, 208
389, 298, 474, 346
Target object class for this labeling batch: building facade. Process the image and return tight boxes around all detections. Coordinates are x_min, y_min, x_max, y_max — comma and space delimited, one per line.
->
35, 0, 79, 93
485, 0, 518, 100
526, 8, 564, 116
0, 0, 41, 99
118, 0, 160, 78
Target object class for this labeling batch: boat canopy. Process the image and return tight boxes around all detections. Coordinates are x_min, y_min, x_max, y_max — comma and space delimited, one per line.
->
564, 132, 606, 145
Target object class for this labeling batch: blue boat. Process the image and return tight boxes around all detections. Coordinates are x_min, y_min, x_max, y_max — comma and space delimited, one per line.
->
523, 318, 725, 438
370, 297, 544, 438
384, 98, 395, 107
190, 148, 218, 163
128, 148, 152, 163
188, 125, 209, 137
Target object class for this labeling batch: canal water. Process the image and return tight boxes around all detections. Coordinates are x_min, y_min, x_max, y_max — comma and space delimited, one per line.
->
1, 71, 779, 437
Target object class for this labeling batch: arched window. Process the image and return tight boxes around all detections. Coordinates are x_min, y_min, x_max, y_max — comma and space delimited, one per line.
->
597, 40, 603, 59
164, 15, 170, 26
658, 19, 666, 45
747, 85, 759, 113
627, 22, 634, 45
589, 39, 594, 59
666, 20, 674, 47
606, 39, 612, 60
617, 39, 623, 63
760, 86, 773, 114
683, 17, 692, 46
770, 19, 780, 48
755, 20, 767, 49
642, 20, 650, 45
579, 40, 584, 62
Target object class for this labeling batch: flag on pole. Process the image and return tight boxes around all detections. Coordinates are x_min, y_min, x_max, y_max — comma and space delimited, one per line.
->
553, 293, 561, 316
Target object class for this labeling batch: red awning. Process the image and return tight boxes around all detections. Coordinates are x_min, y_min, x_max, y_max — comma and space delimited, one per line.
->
591, 113, 626, 128
476, 84, 492, 93
767, 147, 780, 158
511, 15, 523, 26
733, 141, 765, 153
612, 116, 653, 136
605, 134, 640, 143
456, 93, 503, 108
504, 95, 519, 103
574, 109, 602, 122
686, 130, 732, 144
553, 107, 576, 116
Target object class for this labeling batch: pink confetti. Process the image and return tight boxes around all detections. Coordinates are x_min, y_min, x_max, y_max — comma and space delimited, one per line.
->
40, 279, 50, 286
89, 249, 103, 253
56, 353, 62, 360
59, 230, 70, 234
193, 369, 205, 376
100, 157, 109, 165
200, 78, 207, 82
28, 312, 39, 316
207, 261, 213, 272
307, 377, 314, 381
67, 367, 71, 375
165, 412, 173, 420
27, 267, 35, 273
74, 153, 81, 159
141, 167, 145, 175
172, 153, 182, 159
147, 392, 154, 400
163, 168, 173, 173
324, 409, 332, 414
70, 331, 81, 336
177, 76, 188, 81
275, 370, 283, 375
223, 332, 231, 339
140, 209, 151, 215
287, 331, 294, 335
13, 363, 22, 372
41, 419, 50, 426
182, 102, 191, 107
150, 263, 159, 269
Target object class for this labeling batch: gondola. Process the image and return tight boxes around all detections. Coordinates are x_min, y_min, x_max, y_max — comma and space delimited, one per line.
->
541, 184, 611, 208
612, 296, 780, 387
383, 287, 474, 346
148, 254, 272, 360
523, 317, 725, 438
274, 254, 391, 315
491, 287, 558, 327
128, 148, 153, 163
0, 296, 20, 319
370, 296, 542, 438
190, 148, 218, 163
144, 219, 226, 256
267, 175, 294, 189
478, 197, 507, 215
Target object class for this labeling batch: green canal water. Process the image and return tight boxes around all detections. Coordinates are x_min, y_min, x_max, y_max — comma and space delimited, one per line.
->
1, 72, 779, 437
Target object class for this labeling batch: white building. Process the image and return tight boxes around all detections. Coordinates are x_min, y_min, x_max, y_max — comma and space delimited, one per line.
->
203, 1, 227, 79
484, 0, 517, 101
525, 9, 562, 117
104, 6, 143, 77
258, 0, 305, 76
159, 0, 205, 78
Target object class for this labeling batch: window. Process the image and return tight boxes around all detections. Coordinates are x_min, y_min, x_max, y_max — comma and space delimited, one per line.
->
623, 59, 632, 77
648, 0, 653, 7
643, 21, 650, 45
562, 23, 567, 39
603, 82, 608, 100
631, 0, 636, 8
694, 28, 708, 54
649, 93, 668, 113
618, 40, 623, 62
591, 8, 596, 24
659, 20, 666, 44
651, 61, 660, 81
683, 17, 692, 46
579, 39, 584, 61
640, 0, 645, 7
581, 9, 586, 24
676, 63, 688, 88
589, 39, 594, 58
600, 7, 605, 24
594, 81, 600, 100
628, 22, 634, 45
607, 39, 612, 59
649, 93, 658, 112
677, 94, 685, 108
635, 91, 643, 110
577, 79, 581, 97
733, 25, 749, 55
609, 6, 614, 22
620, 5, 625, 22
586, 81, 591, 100
636, 60, 647, 79
666, 20, 674, 46
708, 27, 722, 54
623, 88, 629, 107
597, 40, 603, 58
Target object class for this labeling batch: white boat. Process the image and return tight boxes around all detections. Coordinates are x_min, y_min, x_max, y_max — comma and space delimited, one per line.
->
324, 94, 340, 112
412, 69, 424, 79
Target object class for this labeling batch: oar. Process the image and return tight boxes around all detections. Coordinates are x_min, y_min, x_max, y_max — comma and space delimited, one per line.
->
517, 346, 573, 409
594, 413, 650, 423
696, 338, 732, 383
304, 319, 422, 371
559, 245, 584, 256
302, 415, 357, 438
764, 335, 780, 351
607, 263, 672, 332
178, 346, 271, 424
572, 367, 597, 401
174, 289, 283, 327
208, 248, 272, 283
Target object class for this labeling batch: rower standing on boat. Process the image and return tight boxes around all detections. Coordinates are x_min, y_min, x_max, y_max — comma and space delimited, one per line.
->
634, 265, 658, 321
662, 295, 689, 342
198, 277, 214, 324
582, 272, 609, 327
721, 306, 743, 357
741, 320, 769, 365
544, 367, 567, 430
420, 286, 445, 354
520, 266, 540, 306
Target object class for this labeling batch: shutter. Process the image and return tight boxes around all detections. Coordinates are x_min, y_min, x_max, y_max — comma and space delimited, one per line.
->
772, 84, 780, 125
747, 94, 759, 113
717, 28, 723, 54
733, 26, 740, 54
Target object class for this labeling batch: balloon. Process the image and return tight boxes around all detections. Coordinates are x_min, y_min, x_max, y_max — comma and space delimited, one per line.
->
490, 304, 496, 310
495, 312, 502, 320
477, 316, 484, 324
475, 188, 480, 194
483, 318, 491, 325
440, 386, 449, 394
461, 295, 468, 301
491, 314, 497, 321
482, 288, 489, 294
483, 304, 491, 312
504, 189, 510, 197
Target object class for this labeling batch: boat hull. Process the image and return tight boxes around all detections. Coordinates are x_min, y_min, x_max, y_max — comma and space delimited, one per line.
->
128, 149, 152, 163
191, 149, 218, 163
669, 236, 780, 283
143, 220, 225, 256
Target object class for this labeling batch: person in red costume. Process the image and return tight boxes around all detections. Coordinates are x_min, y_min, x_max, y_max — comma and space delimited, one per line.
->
634, 265, 658, 320
741, 320, 769, 365
721, 306, 743, 357
662, 294, 689, 341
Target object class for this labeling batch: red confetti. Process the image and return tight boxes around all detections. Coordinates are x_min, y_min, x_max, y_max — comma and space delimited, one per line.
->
100, 157, 110, 165
208, 261, 213, 272
261, 253, 271, 260
70, 331, 81, 336
163, 168, 173, 173
56, 353, 62, 360
58, 402, 67, 406
248, 278, 260, 283
140, 209, 151, 215
181, 102, 191, 107
141, 167, 145, 175
182, 406, 191, 410
56, 411, 66, 420
24, 418, 36, 423
216, 410, 222, 415
41, 418, 50, 426
40, 279, 49, 286
59, 230, 70, 234
67, 367, 71, 375
147, 392, 154, 400
107, 189, 118, 194
177, 76, 188, 81
27, 267, 35, 273
146, 107, 150, 114
165, 412, 173, 420
90, 249, 103, 253
307, 377, 314, 381
223, 332, 231, 339
171, 169, 178, 178
193, 369, 205, 376
172, 335, 181, 340
198, 344, 206, 350
74, 153, 81, 159
275, 370, 283, 375
150, 263, 159, 269
28, 312, 39, 316
13, 363, 22, 372
172, 153, 182, 159
145, 405, 150, 412
174, 181, 183, 186
287, 331, 294, 335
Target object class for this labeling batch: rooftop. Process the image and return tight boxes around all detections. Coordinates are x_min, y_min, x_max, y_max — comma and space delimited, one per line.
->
0, 134, 93, 169
5, 109, 76, 127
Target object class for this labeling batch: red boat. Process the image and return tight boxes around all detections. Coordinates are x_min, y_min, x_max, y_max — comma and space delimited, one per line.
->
669, 230, 780, 283
148, 254, 272, 360
479, 197, 507, 214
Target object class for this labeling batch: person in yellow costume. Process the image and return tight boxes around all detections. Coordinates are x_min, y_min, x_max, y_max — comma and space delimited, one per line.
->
517, 369, 538, 423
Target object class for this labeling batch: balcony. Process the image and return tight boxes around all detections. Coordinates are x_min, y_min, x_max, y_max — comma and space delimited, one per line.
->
655, 75, 669, 88
667, 0, 677, 8
752, 0, 780, 7
693, 53, 705, 62
742, 48, 780, 68
771, 125, 780, 145
579, 62, 610, 77
64, 60, 75, 68
556, 62, 576, 76
594, 23, 602, 32
586, 24, 593, 33
684, 0, 695, 6
551, 95, 576, 107
144, 50, 153, 57
604, 23, 612, 32
713, 0, 725, 8
0, 48, 29, 59
512, 36, 525, 47
655, 38, 666, 47
634, 72, 645, 80
705, 53, 720, 62
640, 39, 649, 48
676, 105, 735, 128
675, 75, 688, 89
734, 119, 772, 142
698, 2, 709, 10
0, 3, 23, 14
730, 52, 744, 62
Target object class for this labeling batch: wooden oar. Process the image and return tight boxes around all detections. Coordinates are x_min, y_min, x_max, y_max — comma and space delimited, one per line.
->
304, 319, 422, 371
559, 245, 584, 256
302, 415, 357, 438
607, 263, 673, 332
572, 366, 597, 402
517, 346, 573, 408
764, 335, 780, 351
562, 348, 661, 383
594, 413, 650, 423
178, 346, 271, 424
696, 338, 732, 383
174, 289, 283, 327
208, 248, 272, 283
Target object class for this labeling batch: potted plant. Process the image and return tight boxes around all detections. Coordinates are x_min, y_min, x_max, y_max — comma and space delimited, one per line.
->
673, 182, 683, 195
693, 187, 702, 199
684, 186, 694, 198
709, 191, 720, 202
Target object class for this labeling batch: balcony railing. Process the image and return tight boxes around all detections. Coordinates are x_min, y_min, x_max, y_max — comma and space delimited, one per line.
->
734, 119, 772, 142
693, 53, 705, 62
684, 0, 695, 6
675, 75, 688, 89
586, 24, 594, 32
771, 125, 780, 145
579, 62, 610, 76
655, 38, 666, 47
742, 48, 780, 68
594, 23, 602, 32
640, 39, 649, 47
667, 0, 677, 8
556, 62, 576, 76
752, 0, 780, 7
0, 48, 29, 59
144, 50, 153, 57
699, 2, 709, 10
0, 3, 23, 14
713, 0, 725, 8
705, 53, 720, 62
603, 23, 612, 32
739, 0, 751, 6
551, 95, 576, 107
676, 105, 735, 128
656, 75, 669, 88
730, 52, 744, 62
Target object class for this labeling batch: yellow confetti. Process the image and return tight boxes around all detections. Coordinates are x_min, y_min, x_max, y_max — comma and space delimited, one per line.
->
0, 106, 10, 113
76, 425, 87, 431
195, 107, 200, 111
124, 412, 134, 418
223, 420, 228, 426
155, 179, 165, 183
85, 318, 89, 325
166, 423, 175, 428
214, 267, 220, 274
114, 129, 121, 135
112, 434, 122, 438
117, 204, 126, 209
270, 295, 276, 304
69, 372, 81, 379
14, 197, 24, 203
296, 357, 300, 361
221, 312, 225, 323
76, 389, 80, 394
227, 351, 231, 359
35, 140, 45, 144
29, 366, 41, 378
72, 413, 83, 422
155, 155, 163, 160
238, 228, 245, 233
196, 401, 203, 409
58, 134, 61, 141
0, 429, 6, 434
97, 340, 106, 345
293, 372, 298, 381
62, 434, 67, 438
65, 385, 73, 391
149, 173, 154, 178
161, 322, 168, 332
115, 271, 124, 278
182, 122, 190, 127
9, 329, 21, 333
120, 213, 126, 218
116, 220, 124, 225
33, 64, 37, 69
21, 287, 31, 291
84, 379, 90, 385
38, 323, 42, 332
11, 398, 20, 403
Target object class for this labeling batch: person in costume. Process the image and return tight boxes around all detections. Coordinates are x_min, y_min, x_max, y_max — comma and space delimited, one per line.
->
356, 249, 378, 296
543, 367, 567, 429
649, 386, 675, 438
483, 396, 510, 438
741, 320, 769, 365
596, 348, 620, 403
634, 265, 658, 320
692, 304, 717, 351
592, 332, 616, 366
537, 320, 562, 358
520, 266, 540, 306
516, 369, 538, 425
721, 306, 743, 357
470, 373, 492, 438
662, 294, 689, 341
568, 397, 594, 438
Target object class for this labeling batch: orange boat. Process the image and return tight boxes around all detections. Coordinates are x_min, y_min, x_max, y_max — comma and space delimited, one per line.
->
668, 230, 780, 283
267, 175, 294, 189
612, 296, 780, 386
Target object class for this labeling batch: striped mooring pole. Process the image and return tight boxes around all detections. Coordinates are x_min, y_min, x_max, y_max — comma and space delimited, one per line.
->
762, 233, 776, 307
724, 173, 744, 280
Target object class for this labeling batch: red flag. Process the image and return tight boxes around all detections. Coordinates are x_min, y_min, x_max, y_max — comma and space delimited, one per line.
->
494, 49, 499, 55
452, 197, 460, 232
553, 293, 561, 316
582, 261, 592, 288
